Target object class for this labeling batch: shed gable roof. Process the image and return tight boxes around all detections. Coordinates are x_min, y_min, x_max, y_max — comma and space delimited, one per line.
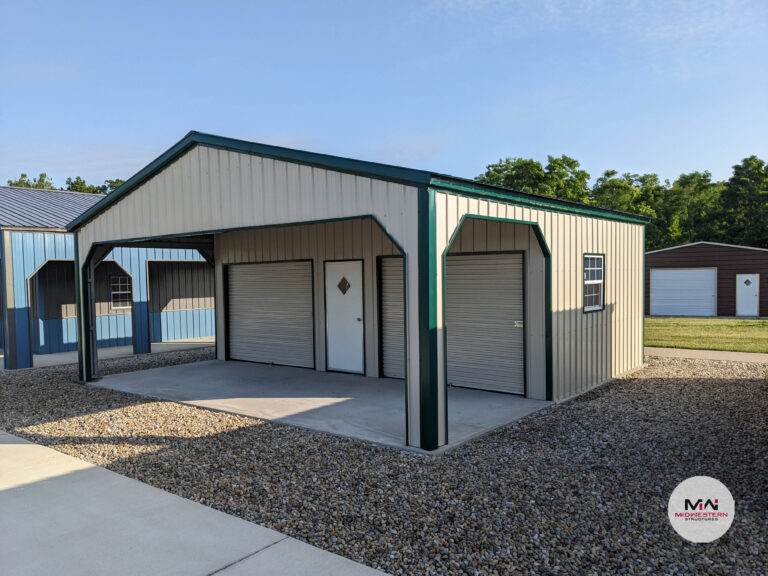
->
647, 241, 768, 254
0, 186, 104, 229
67, 131, 650, 231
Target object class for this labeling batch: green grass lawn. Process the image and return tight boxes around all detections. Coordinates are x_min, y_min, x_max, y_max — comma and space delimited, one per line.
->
645, 317, 768, 354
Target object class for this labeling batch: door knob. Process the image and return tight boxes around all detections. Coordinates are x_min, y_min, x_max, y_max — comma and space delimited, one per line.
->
356, 318, 362, 322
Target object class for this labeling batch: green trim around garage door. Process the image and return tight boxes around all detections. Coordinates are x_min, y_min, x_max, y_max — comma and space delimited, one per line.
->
442, 214, 553, 402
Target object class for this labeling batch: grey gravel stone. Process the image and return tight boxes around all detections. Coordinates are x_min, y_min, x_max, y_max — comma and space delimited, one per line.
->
0, 351, 765, 575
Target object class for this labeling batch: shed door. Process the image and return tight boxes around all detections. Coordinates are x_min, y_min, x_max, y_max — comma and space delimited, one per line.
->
650, 268, 716, 316
380, 257, 405, 379
227, 262, 314, 367
736, 274, 759, 316
446, 253, 525, 394
325, 260, 364, 373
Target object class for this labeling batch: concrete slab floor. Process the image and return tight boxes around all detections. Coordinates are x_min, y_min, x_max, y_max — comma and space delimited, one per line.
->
94, 361, 551, 452
0, 431, 385, 576
31, 340, 214, 368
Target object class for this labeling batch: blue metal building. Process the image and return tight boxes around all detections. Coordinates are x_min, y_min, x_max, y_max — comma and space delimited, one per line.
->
0, 186, 214, 369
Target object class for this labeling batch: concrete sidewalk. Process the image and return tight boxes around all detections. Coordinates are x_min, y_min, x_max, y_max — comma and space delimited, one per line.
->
645, 346, 768, 364
0, 431, 385, 576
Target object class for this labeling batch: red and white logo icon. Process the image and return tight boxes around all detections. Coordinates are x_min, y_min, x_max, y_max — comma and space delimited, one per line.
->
668, 476, 735, 543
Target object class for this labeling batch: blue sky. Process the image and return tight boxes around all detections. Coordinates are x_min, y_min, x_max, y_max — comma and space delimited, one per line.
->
1, 1, 766, 188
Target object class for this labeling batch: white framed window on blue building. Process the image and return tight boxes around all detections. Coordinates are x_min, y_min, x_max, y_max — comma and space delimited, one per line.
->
110, 275, 132, 310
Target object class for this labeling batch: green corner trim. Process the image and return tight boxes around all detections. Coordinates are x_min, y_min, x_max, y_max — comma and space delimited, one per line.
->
74, 236, 85, 381
642, 227, 646, 363
418, 187, 440, 450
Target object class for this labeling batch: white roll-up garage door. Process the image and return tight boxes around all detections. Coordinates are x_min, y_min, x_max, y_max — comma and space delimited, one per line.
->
650, 268, 717, 316
380, 257, 405, 379
227, 261, 314, 367
446, 253, 525, 394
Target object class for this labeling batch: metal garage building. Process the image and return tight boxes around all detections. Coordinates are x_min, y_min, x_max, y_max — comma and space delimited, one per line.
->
0, 186, 215, 369
69, 132, 648, 450
646, 242, 767, 317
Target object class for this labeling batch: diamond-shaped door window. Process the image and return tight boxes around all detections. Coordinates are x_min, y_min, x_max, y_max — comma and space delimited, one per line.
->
744, 279, 752, 286
338, 277, 351, 294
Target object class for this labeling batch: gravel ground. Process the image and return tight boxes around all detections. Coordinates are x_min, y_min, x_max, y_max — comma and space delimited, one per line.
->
1, 352, 766, 575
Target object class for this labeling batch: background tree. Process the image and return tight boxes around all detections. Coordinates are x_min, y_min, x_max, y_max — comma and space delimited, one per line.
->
7, 172, 55, 189
478, 155, 590, 202
104, 178, 125, 192
7, 173, 124, 194
720, 156, 768, 249
666, 171, 725, 245
476, 153, 767, 250
65, 176, 106, 194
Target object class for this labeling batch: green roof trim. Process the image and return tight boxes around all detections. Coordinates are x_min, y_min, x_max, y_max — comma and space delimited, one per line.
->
428, 177, 652, 225
68, 130, 651, 231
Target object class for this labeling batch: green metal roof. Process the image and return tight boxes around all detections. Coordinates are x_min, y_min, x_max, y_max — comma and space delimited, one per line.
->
67, 131, 650, 231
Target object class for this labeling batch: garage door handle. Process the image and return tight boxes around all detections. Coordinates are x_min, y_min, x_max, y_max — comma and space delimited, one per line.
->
514, 320, 524, 328
357, 317, 362, 322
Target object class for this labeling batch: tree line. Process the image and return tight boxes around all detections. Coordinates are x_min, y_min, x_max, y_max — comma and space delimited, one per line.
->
7, 172, 124, 195
477, 155, 768, 250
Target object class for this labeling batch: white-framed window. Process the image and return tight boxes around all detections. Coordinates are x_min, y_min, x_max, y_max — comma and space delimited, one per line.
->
110, 276, 132, 310
583, 255, 604, 312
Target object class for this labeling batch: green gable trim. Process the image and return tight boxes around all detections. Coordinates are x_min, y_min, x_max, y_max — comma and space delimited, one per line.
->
429, 177, 652, 225
68, 131, 433, 232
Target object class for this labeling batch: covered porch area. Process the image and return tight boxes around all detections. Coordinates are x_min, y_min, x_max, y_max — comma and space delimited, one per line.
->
92, 360, 550, 451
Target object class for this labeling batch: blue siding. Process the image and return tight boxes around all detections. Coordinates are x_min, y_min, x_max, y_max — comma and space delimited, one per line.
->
108, 247, 206, 353
9, 231, 74, 367
35, 318, 78, 354
5, 231, 208, 368
150, 308, 215, 343
33, 316, 133, 354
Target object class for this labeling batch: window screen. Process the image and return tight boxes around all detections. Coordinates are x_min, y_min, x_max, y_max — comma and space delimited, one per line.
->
583, 255, 604, 312
110, 276, 132, 310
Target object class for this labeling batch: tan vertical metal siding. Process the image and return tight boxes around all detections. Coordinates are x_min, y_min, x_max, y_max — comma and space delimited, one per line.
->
434, 190, 644, 401
216, 219, 400, 377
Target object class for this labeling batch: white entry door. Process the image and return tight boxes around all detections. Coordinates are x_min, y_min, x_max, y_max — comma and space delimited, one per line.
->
325, 260, 364, 373
736, 274, 759, 316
